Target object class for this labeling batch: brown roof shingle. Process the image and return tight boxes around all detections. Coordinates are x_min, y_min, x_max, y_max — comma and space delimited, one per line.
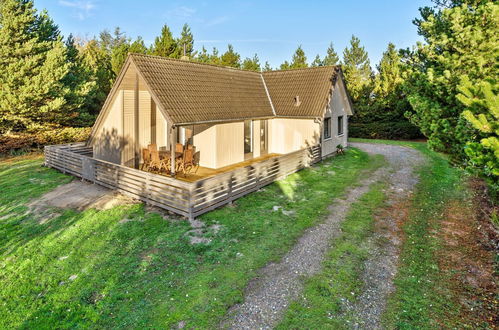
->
131, 54, 274, 125
129, 54, 341, 125
262, 66, 339, 118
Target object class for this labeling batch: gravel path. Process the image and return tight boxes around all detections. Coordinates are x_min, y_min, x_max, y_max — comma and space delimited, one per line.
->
222, 142, 424, 329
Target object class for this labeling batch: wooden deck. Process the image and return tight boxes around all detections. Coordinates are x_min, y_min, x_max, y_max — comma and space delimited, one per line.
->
45, 143, 322, 219
172, 153, 280, 183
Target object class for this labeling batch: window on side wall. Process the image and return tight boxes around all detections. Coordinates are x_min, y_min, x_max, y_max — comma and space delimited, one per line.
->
337, 116, 344, 136
324, 117, 331, 139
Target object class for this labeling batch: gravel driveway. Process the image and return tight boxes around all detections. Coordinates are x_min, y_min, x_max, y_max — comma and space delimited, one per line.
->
222, 142, 425, 329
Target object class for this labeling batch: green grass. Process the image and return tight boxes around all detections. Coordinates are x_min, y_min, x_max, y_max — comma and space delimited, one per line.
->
276, 182, 387, 329
0, 148, 382, 328
350, 138, 469, 329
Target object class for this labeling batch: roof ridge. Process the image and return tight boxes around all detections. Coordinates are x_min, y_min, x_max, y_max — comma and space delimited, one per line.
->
129, 52, 262, 75
262, 65, 340, 74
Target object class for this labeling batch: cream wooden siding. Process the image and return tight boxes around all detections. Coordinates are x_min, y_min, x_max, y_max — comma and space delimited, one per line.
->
138, 91, 151, 160
268, 118, 320, 154
193, 124, 217, 169
216, 121, 244, 168
92, 90, 123, 164
322, 80, 349, 157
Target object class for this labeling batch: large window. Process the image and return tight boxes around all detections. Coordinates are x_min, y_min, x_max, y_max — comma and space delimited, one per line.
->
323, 117, 331, 139
244, 120, 253, 154
337, 116, 344, 136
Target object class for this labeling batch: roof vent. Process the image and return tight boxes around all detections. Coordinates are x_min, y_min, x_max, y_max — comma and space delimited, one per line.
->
294, 95, 301, 107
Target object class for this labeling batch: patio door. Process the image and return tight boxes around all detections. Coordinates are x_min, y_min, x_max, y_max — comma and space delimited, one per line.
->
244, 120, 253, 159
260, 119, 268, 155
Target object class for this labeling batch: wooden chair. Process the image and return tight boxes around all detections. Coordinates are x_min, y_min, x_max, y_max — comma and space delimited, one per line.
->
176, 143, 184, 153
147, 145, 167, 173
193, 151, 200, 174
178, 148, 194, 176
141, 148, 151, 170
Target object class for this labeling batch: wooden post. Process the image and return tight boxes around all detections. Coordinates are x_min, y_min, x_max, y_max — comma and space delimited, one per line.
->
134, 73, 140, 169
170, 125, 176, 177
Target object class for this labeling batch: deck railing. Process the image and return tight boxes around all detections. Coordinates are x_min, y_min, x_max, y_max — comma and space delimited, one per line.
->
44, 143, 322, 219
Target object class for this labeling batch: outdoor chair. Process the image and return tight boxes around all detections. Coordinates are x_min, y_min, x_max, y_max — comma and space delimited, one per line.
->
193, 151, 200, 174
141, 148, 151, 170
178, 148, 194, 176
147, 145, 167, 173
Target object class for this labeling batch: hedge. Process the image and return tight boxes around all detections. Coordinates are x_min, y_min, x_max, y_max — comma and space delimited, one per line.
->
349, 121, 423, 140
0, 127, 92, 155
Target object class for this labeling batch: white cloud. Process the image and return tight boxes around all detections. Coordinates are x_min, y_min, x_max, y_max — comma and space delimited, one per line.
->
58, 0, 96, 20
166, 6, 196, 18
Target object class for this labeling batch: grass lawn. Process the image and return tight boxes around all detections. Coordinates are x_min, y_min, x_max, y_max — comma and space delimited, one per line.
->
0, 147, 382, 328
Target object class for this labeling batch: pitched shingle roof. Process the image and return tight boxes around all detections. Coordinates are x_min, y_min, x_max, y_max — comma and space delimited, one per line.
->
131, 54, 274, 125
262, 66, 339, 118
128, 53, 342, 125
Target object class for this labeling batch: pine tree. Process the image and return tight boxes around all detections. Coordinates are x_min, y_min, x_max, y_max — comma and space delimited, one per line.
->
311, 54, 323, 67
242, 54, 261, 71
196, 46, 210, 63
176, 23, 194, 59
290, 45, 307, 69
79, 39, 114, 116
280, 61, 290, 70
263, 61, 272, 71
111, 42, 130, 75
129, 37, 148, 54
374, 43, 403, 99
63, 34, 95, 126
0, 0, 70, 132
458, 78, 498, 189
99, 27, 128, 55
405, 0, 498, 168
210, 47, 221, 65
342, 35, 373, 102
220, 44, 241, 68
323, 42, 339, 66
151, 24, 177, 58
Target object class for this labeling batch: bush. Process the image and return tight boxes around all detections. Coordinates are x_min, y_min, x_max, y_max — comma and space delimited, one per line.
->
0, 127, 91, 155
349, 121, 423, 140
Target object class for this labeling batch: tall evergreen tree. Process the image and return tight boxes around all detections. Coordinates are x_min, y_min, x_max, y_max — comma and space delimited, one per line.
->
176, 23, 194, 58
280, 61, 290, 70
263, 61, 272, 71
405, 0, 498, 186
342, 35, 373, 102
290, 45, 307, 69
0, 0, 70, 132
63, 34, 95, 126
323, 42, 339, 66
220, 44, 241, 68
99, 27, 128, 55
79, 39, 114, 116
151, 24, 177, 57
111, 42, 130, 75
242, 54, 261, 71
196, 46, 210, 63
210, 47, 221, 65
311, 54, 323, 67
129, 37, 148, 54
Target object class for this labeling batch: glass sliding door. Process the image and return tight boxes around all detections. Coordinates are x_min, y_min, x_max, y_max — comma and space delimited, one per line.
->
244, 120, 253, 157
260, 119, 268, 155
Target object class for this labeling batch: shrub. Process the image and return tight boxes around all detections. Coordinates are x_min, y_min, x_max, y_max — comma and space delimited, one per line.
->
0, 127, 91, 155
349, 121, 423, 140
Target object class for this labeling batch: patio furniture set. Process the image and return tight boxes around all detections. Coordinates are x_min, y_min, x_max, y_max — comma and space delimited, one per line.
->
141, 143, 200, 176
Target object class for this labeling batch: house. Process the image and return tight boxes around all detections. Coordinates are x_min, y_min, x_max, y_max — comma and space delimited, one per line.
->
88, 53, 353, 173
45, 53, 353, 219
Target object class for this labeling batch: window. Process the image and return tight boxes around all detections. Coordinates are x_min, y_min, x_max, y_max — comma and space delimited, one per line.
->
244, 120, 253, 154
337, 116, 344, 136
323, 117, 331, 139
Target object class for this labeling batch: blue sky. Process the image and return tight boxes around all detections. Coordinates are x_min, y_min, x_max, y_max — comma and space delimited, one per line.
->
36, 0, 432, 68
